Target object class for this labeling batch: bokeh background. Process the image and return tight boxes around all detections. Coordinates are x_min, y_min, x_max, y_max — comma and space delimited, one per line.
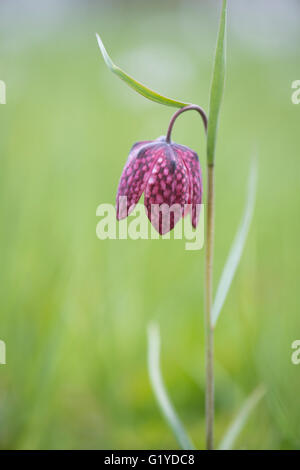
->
0, 0, 300, 450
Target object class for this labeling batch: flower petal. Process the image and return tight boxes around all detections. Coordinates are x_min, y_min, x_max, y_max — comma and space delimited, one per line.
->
144, 144, 189, 234
174, 144, 202, 228
116, 140, 158, 219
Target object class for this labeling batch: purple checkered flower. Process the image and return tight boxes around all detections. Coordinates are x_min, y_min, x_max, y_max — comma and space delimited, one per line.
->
116, 136, 202, 235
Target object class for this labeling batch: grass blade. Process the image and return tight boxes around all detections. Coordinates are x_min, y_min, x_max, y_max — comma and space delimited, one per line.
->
147, 323, 195, 450
96, 33, 190, 109
218, 385, 266, 450
212, 159, 257, 327
207, 0, 227, 165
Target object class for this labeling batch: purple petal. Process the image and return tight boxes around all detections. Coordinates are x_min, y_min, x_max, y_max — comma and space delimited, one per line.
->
116, 140, 158, 219
144, 144, 189, 234
173, 144, 202, 228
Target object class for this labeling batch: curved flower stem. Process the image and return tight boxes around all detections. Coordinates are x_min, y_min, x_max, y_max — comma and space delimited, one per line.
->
205, 164, 215, 449
165, 105, 208, 143
166, 104, 214, 449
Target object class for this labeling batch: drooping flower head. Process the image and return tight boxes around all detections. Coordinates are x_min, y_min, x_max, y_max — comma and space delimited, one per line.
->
116, 137, 202, 235
116, 106, 206, 235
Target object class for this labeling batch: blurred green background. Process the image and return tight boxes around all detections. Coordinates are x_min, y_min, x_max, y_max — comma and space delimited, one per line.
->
0, 0, 300, 450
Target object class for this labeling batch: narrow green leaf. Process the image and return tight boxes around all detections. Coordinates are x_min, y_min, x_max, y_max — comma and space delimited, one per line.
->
218, 385, 266, 450
212, 159, 257, 327
147, 323, 195, 450
207, 0, 227, 165
96, 33, 190, 109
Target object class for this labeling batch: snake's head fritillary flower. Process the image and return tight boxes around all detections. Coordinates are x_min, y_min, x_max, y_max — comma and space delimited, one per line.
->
116, 136, 202, 235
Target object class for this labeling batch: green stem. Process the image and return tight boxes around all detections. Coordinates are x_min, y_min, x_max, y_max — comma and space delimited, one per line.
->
205, 164, 215, 450
166, 104, 213, 448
